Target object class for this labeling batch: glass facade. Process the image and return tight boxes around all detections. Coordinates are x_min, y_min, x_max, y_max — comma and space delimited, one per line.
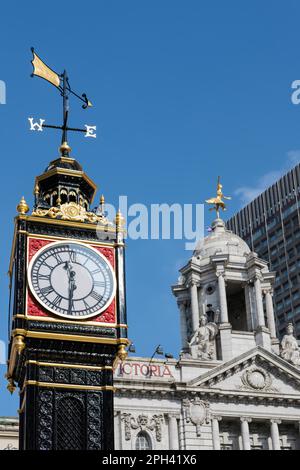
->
227, 164, 300, 339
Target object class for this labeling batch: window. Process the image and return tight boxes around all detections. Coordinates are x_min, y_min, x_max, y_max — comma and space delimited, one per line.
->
135, 432, 152, 451
221, 444, 233, 450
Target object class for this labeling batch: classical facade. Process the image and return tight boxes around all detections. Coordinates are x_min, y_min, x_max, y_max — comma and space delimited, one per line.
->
112, 216, 300, 450
3, 216, 300, 450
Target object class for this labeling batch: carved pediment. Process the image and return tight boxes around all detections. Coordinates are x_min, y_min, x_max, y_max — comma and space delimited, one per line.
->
188, 347, 300, 397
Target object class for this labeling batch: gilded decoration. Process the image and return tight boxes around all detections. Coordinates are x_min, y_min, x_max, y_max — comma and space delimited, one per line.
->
32, 202, 113, 225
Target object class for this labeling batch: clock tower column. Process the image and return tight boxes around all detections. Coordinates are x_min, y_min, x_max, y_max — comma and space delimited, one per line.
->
7, 144, 129, 450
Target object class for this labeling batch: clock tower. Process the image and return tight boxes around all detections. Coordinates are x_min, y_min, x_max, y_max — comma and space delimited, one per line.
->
6, 142, 129, 450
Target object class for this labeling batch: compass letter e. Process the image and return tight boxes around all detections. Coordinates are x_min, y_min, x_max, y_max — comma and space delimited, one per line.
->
28, 117, 45, 132
85, 125, 97, 138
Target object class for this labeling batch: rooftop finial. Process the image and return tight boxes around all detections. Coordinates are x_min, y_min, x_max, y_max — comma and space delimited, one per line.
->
17, 197, 29, 215
100, 194, 105, 214
59, 141, 72, 157
115, 209, 125, 230
205, 176, 231, 219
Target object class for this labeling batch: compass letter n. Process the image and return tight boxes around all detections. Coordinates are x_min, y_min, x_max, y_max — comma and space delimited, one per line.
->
28, 117, 45, 132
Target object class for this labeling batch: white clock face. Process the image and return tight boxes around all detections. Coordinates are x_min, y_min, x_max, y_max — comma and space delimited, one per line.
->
28, 241, 116, 319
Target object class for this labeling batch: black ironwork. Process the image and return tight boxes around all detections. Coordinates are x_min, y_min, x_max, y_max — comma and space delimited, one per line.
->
30, 48, 94, 154
8, 214, 125, 450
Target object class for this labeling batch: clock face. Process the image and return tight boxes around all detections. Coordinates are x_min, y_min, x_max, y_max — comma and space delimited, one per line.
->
28, 241, 116, 319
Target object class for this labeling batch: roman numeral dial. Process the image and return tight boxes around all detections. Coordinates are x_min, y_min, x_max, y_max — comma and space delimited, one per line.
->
28, 241, 116, 320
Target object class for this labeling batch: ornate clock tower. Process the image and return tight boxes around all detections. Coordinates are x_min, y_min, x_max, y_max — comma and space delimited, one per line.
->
6, 142, 129, 450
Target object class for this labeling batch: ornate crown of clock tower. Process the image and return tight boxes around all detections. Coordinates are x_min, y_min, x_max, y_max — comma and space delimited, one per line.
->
7, 51, 129, 450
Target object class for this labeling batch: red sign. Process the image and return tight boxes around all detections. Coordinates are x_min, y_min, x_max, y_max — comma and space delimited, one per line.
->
116, 362, 174, 378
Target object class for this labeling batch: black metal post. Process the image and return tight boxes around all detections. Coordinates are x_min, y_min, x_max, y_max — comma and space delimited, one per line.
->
62, 70, 69, 148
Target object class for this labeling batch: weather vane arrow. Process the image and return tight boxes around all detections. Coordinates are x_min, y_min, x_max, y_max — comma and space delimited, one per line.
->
28, 48, 96, 156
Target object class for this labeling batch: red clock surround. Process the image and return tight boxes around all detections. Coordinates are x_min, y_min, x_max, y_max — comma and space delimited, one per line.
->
26, 237, 116, 323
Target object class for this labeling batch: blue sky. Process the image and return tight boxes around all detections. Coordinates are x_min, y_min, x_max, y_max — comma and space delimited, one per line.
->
1, 0, 300, 415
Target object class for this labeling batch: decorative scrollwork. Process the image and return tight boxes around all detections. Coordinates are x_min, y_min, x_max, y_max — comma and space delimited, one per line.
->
121, 413, 164, 442
37, 390, 53, 450
240, 367, 277, 392
32, 202, 114, 225
182, 397, 210, 436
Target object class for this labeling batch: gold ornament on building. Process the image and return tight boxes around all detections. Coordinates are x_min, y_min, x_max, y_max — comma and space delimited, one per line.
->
59, 141, 72, 157
32, 201, 114, 225
14, 335, 25, 355
118, 344, 128, 362
115, 209, 125, 229
6, 377, 16, 395
34, 182, 40, 196
17, 197, 30, 215
205, 176, 231, 218
100, 194, 105, 213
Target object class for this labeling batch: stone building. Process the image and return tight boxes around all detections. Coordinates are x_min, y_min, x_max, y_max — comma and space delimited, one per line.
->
113, 217, 300, 450
3, 217, 300, 450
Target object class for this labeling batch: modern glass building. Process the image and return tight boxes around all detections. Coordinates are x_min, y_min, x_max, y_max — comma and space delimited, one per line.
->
227, 163, 300, 339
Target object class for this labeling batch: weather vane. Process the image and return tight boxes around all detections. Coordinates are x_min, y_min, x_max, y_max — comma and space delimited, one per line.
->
205, 176, 232, 218
28, 48, 96, 156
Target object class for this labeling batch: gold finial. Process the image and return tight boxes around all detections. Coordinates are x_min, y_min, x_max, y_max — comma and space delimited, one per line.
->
114, 209, 125, 229
100, 194, 105, 213
59, 141, 72, 157
117, 344, 128, 362
14, 335, 25, 354
17, 197, 29, 215
6, 377, 16, 395
34, 182, 40, 195
205, 176, 231, 219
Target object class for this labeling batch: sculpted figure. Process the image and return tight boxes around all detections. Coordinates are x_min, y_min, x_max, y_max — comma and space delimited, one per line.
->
280, 323, 300, 367
188, 315, 218, 360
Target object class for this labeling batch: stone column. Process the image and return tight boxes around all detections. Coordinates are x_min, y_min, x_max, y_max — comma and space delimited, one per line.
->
217, 272, 228, 323
178, 301, 188, 351
270, 420, 281, 450
240, 417, 252, 450
254, 275, 265, 328
168, 414, 179, 450
190, 282, 199, 332
264, 289, 276, 338
211, 416, 222, 450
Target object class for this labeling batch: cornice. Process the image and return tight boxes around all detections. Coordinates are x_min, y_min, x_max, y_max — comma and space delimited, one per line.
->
114, 381, 300, 406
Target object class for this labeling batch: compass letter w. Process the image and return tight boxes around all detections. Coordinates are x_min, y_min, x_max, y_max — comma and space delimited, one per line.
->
28, 117, 45, 132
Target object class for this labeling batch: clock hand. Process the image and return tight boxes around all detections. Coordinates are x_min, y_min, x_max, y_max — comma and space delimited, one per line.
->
64, 262, 77, 314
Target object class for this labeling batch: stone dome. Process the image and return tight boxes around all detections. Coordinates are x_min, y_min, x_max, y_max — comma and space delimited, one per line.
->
194, 218, 251, 259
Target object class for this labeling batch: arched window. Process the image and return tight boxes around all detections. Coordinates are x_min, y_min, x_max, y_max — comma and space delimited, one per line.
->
135, 432, 152, 450
60, 189, 68, 204
69, 190, 77, 203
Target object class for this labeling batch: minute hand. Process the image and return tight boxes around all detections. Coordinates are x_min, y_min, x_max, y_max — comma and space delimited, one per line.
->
64, 262, 77, 314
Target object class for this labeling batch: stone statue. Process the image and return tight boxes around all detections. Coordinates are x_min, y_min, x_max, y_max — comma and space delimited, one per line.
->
188, 315, 218, 360
280, 323, 300, 367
